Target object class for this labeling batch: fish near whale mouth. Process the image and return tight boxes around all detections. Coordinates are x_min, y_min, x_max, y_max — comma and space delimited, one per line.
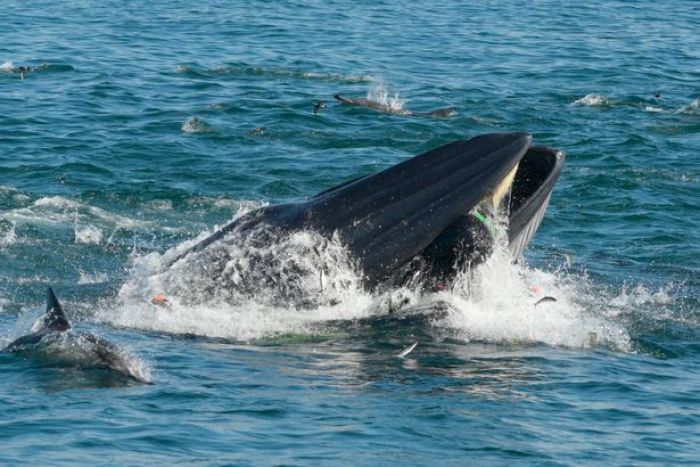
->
159, 133, 564, 300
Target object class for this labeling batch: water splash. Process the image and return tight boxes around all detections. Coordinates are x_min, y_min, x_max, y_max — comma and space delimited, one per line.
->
77, 270, 109, 285
1, 196, 155, 230
676, 98, 700, 115
74, 224, 103, 245
181, 116, 213, 134
103, 211, 633, 351
573, 94, 610, 107
439, 249, 631, 351
0, 221, 17, 247
0, 60, 15, 72
643, 105, 664, 113
367, 84, 408, 114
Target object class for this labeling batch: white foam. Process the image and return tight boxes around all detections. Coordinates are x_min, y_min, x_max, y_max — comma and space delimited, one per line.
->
438, 249, 631, 350
303, 71, 376, 83
77, 270, 109, 285
644, 105, 664, 113
573, 94, 609, 107
676, 98, 700, 115
0, 61, 15, 72
145, 199, 173, 211
0, 221, 17, 247
181, 116, 212, 134
99, 213, 634, 351
74, 224, 103, 244
608, 284, 673, 308
367, 84, 408, 114
1, 196, 154, 230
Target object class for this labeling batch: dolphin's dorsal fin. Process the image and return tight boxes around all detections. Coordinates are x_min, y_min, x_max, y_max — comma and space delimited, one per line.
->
44, 287, 70, 332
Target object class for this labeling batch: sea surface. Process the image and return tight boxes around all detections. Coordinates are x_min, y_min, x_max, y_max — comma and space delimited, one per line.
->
1, 0, 699, 465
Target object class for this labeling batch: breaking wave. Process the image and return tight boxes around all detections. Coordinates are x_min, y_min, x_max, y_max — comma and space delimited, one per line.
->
175, 63, 375, 84
0, 221, 17, 247
74, 224, 103, 245
0, 196, 153, 230
573, 94, 610, 107
181, 116, 213, 134
676, 98, 700, 115
0, 61, 74, 75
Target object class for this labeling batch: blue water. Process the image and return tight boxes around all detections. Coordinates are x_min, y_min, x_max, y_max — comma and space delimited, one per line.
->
1, 0, 699, 464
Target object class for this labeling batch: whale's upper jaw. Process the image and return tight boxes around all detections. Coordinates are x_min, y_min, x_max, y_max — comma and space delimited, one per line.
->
305, 132, 534, 284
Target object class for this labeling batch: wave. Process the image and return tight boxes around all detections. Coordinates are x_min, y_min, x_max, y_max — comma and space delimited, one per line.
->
676, 98, 700, 115
0, 221, 17, 247
181, 116, 214, 134
0, 61, 74, 75
74, 224, 103, 245
175, 62, 375, 84
572, 94, 611, 107
77, 270, 109, 285
0, 195, 156, 231
643, 105, 664, 113
0, 61, 15, 72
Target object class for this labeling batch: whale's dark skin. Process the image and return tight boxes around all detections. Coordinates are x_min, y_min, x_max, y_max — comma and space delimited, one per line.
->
334, 94, 457, 118
164, 133, 565, 291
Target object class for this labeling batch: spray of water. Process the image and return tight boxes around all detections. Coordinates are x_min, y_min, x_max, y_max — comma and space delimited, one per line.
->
367, 84, 408, 114
100, 201, 633, 351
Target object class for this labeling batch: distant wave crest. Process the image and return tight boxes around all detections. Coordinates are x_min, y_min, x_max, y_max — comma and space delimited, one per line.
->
573, 94, 610, 107
175, 62, 375, 84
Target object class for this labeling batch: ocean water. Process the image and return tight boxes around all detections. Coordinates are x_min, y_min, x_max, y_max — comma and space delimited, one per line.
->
1, 0, 699, 464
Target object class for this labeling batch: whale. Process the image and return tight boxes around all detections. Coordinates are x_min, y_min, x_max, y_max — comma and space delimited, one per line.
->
333, 94, 457, 118
5, 288, 151, 383
156, 132, 564, 299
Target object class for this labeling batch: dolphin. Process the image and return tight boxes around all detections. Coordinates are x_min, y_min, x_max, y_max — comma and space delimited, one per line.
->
5, 288, 151, 384
334, 94, 457, 118
158, 132, 564, 296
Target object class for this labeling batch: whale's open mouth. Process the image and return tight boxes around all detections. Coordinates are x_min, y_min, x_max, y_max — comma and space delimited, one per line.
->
304, 132, 565, 285
160, 133, 565, 292
508, 145, 565, 258
381, 139, 565, 288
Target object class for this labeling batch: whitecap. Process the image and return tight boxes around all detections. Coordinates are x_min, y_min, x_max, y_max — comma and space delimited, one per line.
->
74, 224, 103, 245
0, 61, 15, 72
676, 98, 700, 115
573, 94, 609, 107
0, 196, 155, 230
77, 270, 109, 285
302, 71, 376, 83
181, 116, 212, 134
0, 221, 17, 247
